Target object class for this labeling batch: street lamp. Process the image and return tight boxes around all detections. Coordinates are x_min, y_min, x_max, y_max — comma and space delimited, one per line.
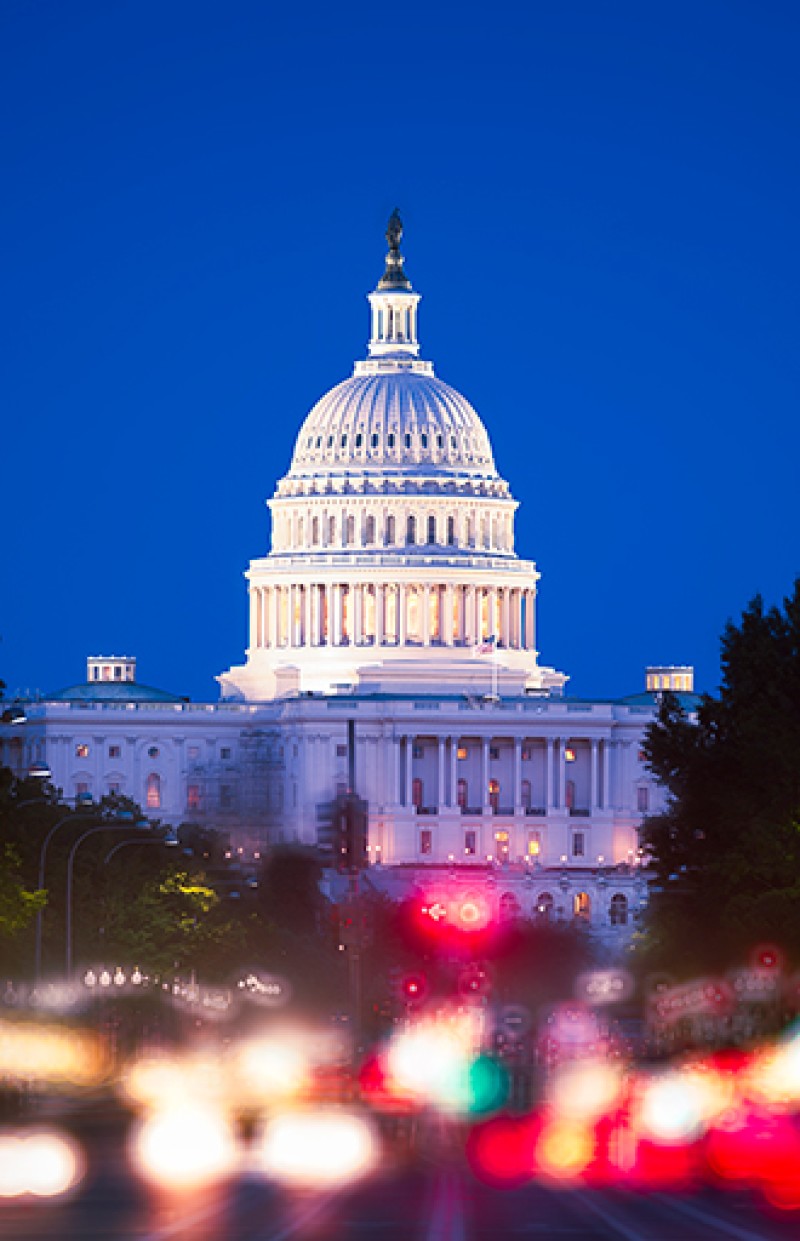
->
35, 808, 108, 982
102, 831, 178, 866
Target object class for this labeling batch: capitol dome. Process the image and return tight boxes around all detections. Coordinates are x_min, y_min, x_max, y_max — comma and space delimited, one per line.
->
219, 213, 566, 702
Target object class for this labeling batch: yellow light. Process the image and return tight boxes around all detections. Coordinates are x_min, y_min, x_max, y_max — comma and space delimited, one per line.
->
537, 1119, 594, 1179
564, 747, 576, 763
457, 746, 467, 760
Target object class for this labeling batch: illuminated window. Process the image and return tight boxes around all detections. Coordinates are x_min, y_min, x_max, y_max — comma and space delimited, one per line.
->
457, 745, 467, 760
108, 745, 121, 759
571, 831, 585, 858
464, 830, 476, 856
527, 829, 540, 856
574, 891, 591, 920
75, 744, 89, 758
146, 773, 161, 810
564, 746, 576, 762
536, 891, 554, 920
610, 893, 628, 926
187, 785, 201, 811
521, 746, 532, 761
457, 777, 468, 809
148, 746, 159, 758
488, 778, 500, 812
102, 666, 111, 681
637, 787, 649, 814
420, 829, 432, 855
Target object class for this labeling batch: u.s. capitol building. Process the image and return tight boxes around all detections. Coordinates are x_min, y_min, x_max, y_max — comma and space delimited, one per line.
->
2, 215, 696, 938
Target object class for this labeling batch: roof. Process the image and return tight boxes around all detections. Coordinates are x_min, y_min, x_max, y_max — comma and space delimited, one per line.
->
44, 681, 185, 704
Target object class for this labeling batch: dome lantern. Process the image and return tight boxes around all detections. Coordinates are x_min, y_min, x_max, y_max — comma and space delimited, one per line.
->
367, 210, 421, 360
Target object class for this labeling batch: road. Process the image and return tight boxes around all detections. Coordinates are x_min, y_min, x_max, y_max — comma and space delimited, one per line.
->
1, 1122, 798, 1240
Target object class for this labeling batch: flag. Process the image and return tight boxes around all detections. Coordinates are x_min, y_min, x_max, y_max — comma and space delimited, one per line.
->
472, 635, 497, 657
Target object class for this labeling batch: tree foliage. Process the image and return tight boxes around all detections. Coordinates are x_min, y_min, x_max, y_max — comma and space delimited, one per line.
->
640, 579, 800, 973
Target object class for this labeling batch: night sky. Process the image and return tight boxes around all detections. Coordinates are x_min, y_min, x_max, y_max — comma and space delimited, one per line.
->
2, 1, 798, 703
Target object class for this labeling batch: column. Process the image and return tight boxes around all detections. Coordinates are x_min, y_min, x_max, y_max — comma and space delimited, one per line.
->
514, 737, 522, 809
250, 588, 259, 649
405, 736, 413, 808
332, 585, 341, 645
590, 739, 599, 812
546, 738, 555, 810
271, 587, 280, 648
354, 583, 363, 646
488, 586, 498, 640
376, 584, 385, 645
422, 585, 431, 645
482, 738, 490, 810
501, 588, 510, 648
449, 736, 458, 808
558, 739, 567, 811
398, 584, 407, 645
304, 583, 313, 647
444, 584, 454, 646
438, 737, 446, 811
262, 587, 270, 648
602, 739, 612, 811
525, 590, 535, 649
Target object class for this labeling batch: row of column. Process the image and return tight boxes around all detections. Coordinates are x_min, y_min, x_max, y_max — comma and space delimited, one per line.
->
250, 582, 536, 651
394, 736, 622, 812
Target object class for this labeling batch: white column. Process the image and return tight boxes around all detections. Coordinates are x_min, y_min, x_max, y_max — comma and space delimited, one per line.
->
525, 590, 535, 649
444, 584, 454, 646
590, 739, 599, 811
514, 737, 522, 809
438, 737, 445, 811
354, 583, 363, 646
546, 738, 555, 810
262, 587, 270, 648
271, 587, 280, 648
482, 738, 490, 810
602, 740, 612, 810
398, 584, 407, 645
449, 737, 458, 808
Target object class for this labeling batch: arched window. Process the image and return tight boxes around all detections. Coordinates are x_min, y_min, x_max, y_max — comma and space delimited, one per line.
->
312, 516, 320, 545
457, 777, 468, 809
386, 515, 396, 544
499, 892, 520, 922
536, 892, 554, 920
412, 777, 423, 809
365, 515, 375, 544
447, 516, 455, 546
427, 515, 436, 544
573, 892, 591, 921
521, 779, 532, 810
489, 778, 500, 813
146, 773, 161, 810
610, 893, 629, 926
346, 515, 355, 545
406, 515, 416, 545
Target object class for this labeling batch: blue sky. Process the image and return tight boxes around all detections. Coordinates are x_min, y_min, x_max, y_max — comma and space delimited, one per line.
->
2, 0, 798, 701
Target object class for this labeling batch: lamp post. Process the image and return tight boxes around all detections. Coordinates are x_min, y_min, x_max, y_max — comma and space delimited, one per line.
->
66, 824, 175, 976
35, 809, 108, 982
102, 832, 178, 866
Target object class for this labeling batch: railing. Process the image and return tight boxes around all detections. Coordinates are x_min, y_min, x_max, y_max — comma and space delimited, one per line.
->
525, 806, 546, 816
415, 806, 438, 816
460, 806, 483, 816
569, 807, 591, 817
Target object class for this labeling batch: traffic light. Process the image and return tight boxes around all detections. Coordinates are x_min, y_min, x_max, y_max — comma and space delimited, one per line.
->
316, 793, 368, 872
400, 973, 428, 1007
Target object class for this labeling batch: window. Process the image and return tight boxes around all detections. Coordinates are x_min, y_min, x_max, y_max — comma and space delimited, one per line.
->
114, 666, 122, 680
457, 777, 468, 809
93, 667, 99, 681
521, 746, 532, 761
489, 746, 500, 761
412, 744, 424, 759
312, 516, 320, 544
386, 515, 395, 544
565, 746, 576, 763
405, 433, 411, 449
457, 745, 467, 760
571, 831, 585, 858
488, 778, 500, 813
574, 891, 591, 920
108, 745, 121, 759
346, 515, 355, 544
637, 787, 649, 814
610, 893, 628, 926
107, 782, 121, 797
565, 779, 575, 810
341, 434, 348, 448
437, 434, 443, 449
521, 779, 532, 811
406, 515, 416, 545
355, 433, 363, 448
427, 515, 436, 544
387, 432, 395, 448
327, 435, 333, 448
527, 829, 541, 857
187, 745, 199, 759
412, 777, 423, 809
75, 744, 89, 758
371, 432, 379, 448
221, 747, 231, 760
421, 434, 428, 449
148, 745, 159, 758
146, 773, 161, 810
336, 744, 348, 758
464, 830, 476, 856
365, 515, 375, 544
447, 516, 455, 545
536, 891, 554, 920
420, 829, 432, 855
76, 781, 90, 799
187, 784, 201, 811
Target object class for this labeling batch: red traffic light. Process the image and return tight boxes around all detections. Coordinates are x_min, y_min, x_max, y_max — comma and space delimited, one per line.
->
400, 973, 428, 1004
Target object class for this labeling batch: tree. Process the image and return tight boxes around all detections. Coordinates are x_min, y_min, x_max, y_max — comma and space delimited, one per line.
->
640, 579, 800, 973
0, 845, 46, 940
